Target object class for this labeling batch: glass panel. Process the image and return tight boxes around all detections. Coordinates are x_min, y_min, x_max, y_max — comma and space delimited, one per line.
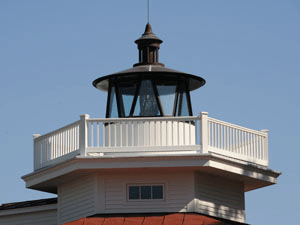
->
118, 83, 137, 117
141, 186, 151, 199
108, 86, 118, 118
129, 186, 140, 199
134, 80, 160, 117
176, 91, 190, 116
156, 85, 176, 116
152, 185, 163, 199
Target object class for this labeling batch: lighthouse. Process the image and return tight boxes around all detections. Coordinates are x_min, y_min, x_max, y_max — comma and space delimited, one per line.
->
0, 23, 280, 225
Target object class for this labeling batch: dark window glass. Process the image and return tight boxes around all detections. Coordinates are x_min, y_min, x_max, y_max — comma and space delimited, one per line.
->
118, 83, 137, 117
152, 186, 163, 199
134, 80, 160, 117
129, 186, 140, 199
156, 85, 176, 116
141, 186, 151, 199
108, 86, 118, 118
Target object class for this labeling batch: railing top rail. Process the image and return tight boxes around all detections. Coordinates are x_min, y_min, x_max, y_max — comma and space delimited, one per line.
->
34, 120, 81, 142
207, 117, 267, 137
87, 116, 199, 123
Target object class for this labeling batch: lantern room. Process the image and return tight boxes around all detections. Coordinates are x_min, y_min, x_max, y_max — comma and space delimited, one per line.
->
93, 23, 205, 118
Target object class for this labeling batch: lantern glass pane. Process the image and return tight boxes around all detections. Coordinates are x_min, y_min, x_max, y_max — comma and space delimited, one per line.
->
156, 85, 176, 116
176, 91, 190, 116
108, 86, 118, 118
118, 83, 137, 117
134, 80, 160, 117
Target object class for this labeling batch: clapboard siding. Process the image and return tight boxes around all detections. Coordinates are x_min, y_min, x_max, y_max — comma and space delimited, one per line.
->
103, 171, 194, 213
0, 209, 57, 225
58, 175, 96, 225
194, 172, 245, 223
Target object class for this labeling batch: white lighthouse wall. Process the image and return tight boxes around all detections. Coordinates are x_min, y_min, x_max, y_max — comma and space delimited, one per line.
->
55, 170, 245, 224
57, 175, 96, 225
100, 170, 195, 213
194, 172, 245, 223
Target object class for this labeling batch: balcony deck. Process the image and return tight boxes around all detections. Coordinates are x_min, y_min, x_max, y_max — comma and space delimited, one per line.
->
33, 112, 269, 171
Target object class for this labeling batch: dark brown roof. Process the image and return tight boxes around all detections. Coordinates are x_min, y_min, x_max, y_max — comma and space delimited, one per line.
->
63, 213, 249, 225
0, 198, 57, 211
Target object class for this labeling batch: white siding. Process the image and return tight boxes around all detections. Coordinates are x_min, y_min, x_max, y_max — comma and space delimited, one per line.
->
102, 170, 195, 213
58, 175, 96, 225
0, 209, 57, 225
194, 172, 245, 223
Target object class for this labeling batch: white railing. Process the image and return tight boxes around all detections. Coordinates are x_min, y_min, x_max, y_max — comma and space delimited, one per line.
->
33, 112, 269, 170
200, 112, 268, 166
33, 121, 80, 170
87, 117, 198, 147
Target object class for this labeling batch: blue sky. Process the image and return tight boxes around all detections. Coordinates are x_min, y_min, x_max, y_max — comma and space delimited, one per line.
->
0, 1, 299, 224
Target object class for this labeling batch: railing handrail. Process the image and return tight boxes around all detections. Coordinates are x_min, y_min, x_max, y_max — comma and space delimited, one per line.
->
87, 116, 199, 123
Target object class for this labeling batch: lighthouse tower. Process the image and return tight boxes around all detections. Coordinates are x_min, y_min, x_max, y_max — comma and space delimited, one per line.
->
18, 24, 280, 225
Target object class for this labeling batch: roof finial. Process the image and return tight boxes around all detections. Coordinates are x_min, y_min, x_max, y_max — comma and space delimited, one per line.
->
147, 0, 150, 24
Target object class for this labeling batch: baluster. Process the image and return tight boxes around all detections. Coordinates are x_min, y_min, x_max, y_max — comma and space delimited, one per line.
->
102, 122, 105, 148
170, 120, 173, 146
259, 135, 262, 159
154, 120, 157, 146
69, 127, 72, 152
63, 131, 65, 155
47, 137, 50, 159
65, 129, 67, 154
247, 132, 250, 157
234, 128, 236, 152
221, 125, 224, 150
90, 122, 93, 147
96, 122, 99, 147
58, 131, 61, 157
189, 120, 191, 145
160, 120, 162, 146
125, 121, 128, 147
53, 134, 56, 158
229, 127, 232, 151
253, 134, 257, 159
67, 129, 69, 153
133, 121, 135, 146
177, 120, 180, 146
108, 121, 111, 147
250, 133, 253, 158
182, 120, 185, 146
238, 130, 240, 154
119, 121, 122, 147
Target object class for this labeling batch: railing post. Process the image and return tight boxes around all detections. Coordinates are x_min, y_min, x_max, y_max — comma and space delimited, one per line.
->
33, 134, 41, 170
200, 112, 209, 154
261, 129, 269, 165
79, 114, 90, 156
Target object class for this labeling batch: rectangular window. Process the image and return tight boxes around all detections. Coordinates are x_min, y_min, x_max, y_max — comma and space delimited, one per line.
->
128, 184, 164, 200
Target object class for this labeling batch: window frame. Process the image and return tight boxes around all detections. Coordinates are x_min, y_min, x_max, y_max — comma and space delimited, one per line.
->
127, 184, 165, 201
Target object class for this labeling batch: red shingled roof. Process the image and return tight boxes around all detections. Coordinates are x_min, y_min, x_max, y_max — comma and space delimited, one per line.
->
63, 213, 247, 225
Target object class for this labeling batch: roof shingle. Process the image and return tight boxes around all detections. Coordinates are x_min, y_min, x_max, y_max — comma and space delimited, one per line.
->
62, 213, 248, 225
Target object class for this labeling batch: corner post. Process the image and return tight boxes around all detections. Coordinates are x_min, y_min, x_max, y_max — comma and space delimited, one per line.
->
33, 134, 41, 170
80, 114, 90, 156
200, 112, 209, 154
261, 129, 269, 164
